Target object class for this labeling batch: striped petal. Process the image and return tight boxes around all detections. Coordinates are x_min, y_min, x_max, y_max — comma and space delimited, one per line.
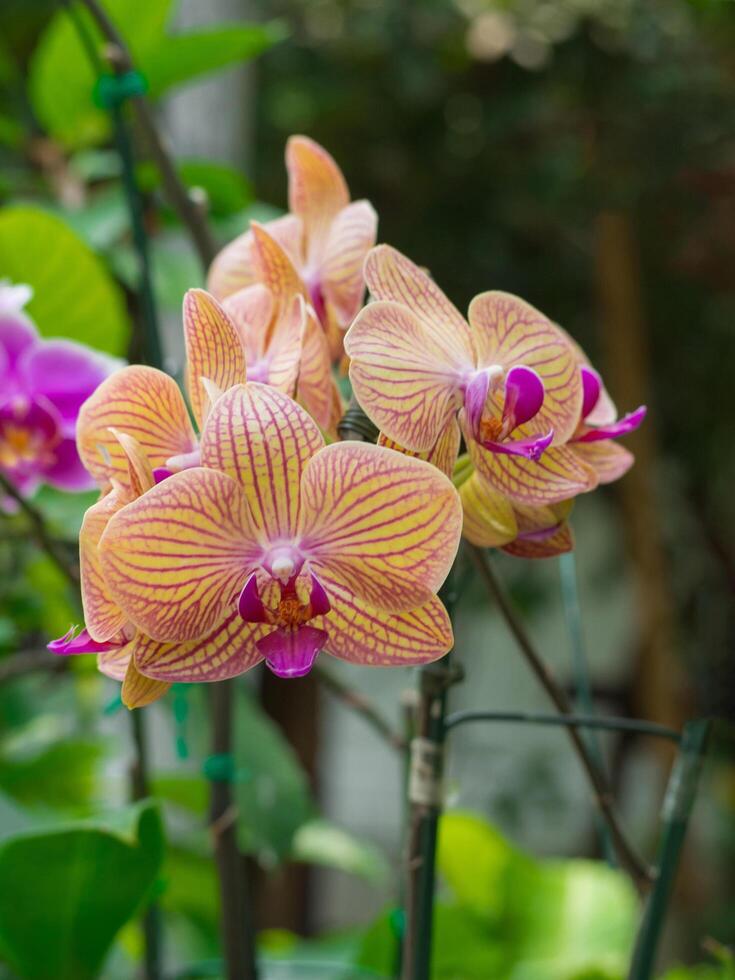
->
121, 657, 171, 709
251, 223, 306, 317
346, 301, 468, 452
184, 289, 246, 428
200, 383, 324, 541
223, 284, 275, 362
98, 637, 134, 681
320, 201, 377, 327
572, 440, 634, 485
364, 245, 474, 352
300, 442, 462, 612
133, 610, 266, 682
80, 487, 132, 642
206, 214, 303, 300
286, 135, 349, 263
313, 574, 452, 665
77, 366, 197, 489
99, 467, 261, 642
378, 417, 461, 479
502, 502, 574, 559
469, 436, 598, 507
458, 470, 517, 548
468, 292, 582, 443
263, 294, 304, 395
298, 304, 343, 434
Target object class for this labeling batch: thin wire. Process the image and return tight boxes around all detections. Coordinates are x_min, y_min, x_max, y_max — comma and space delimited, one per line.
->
445, 709, 681, 742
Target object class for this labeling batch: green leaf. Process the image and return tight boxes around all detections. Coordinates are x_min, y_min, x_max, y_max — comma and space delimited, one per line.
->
143, 22, 285, 98
291, 819, 388, 883
0, 738, 105, 810
0, 801, 165, 980
0, 206, 129, 354
178, 160, 252, 217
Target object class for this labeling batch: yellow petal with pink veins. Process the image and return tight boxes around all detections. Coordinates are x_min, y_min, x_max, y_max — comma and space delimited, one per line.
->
458, 470, 517, 548
80, 486, 132, 642
264, 294, 304, 395
251, 223, 307, 318
223, 283, 275, 361
378, 418, 461, 479
109, 429, 154, 497
133, 610, 267, 682
184, 288, 246, 428
364, 244, 474, 353
77, 365, 197, 489
300, 442, 462, 612
206, 214, 304, 300
320, 200, 378, 327
121, 657, 171, 709
572, 440, 634, 484
468, 292, 582, 444
346, 300, 468, 453
297, 305, 343, 433
100, 467, 261, 643
503, 501, 574, 559
468, 435, 598, 507
97, 635, 133, 681
200, 384, 324, 541
312, 577, 452, 665
286, 135, 350, 263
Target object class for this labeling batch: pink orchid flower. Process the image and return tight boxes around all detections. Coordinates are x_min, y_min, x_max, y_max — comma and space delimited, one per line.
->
567, 365, 647, 484
207, 136, 377, 359
95, 384, 461, 681
0, 281, 114, 500
344, 245, 598, 508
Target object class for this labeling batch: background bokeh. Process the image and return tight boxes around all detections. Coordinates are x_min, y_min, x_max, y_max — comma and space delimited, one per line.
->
0, 0, 733, 978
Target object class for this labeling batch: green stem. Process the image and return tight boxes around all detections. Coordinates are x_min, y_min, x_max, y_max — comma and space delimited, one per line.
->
628, 719, 712, 980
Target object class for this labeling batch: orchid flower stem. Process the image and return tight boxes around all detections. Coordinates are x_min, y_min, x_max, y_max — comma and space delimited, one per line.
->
467, 544, 654, 894
558, 550, 616, 867
0, 473, 79, 587
315, 664, 407, 751
208, 680, 258, 980
402, 571, 461, 980
129, 709, 163, 980
73, 0, 217, 270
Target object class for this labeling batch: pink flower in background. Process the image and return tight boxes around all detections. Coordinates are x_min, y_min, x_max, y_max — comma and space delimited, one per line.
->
0, 281, 114, 499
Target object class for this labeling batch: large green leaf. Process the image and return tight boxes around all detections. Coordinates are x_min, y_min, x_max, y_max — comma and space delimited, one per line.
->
0, 737, 104, 810
0, 801, 165, 980
0, 206, 128, 354
28, 0, 282, 150
291, 819, 388, 884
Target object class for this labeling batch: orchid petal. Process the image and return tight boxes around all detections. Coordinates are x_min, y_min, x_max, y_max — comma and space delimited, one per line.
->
572, 440, 634, 485
286, 135, 349, 263
251, 223, 307, 316
98, 640, 134, 681
300, 442, 462, 612
100, 467, 261, 642
0, 310, 38, 377
297, 303, 342, 433
463, 371, 491, 440
206, 214, 303, 300
320, 200, 377, 327
77, 366, 197, 489
133, 610, 267, 682
575, 406, 647, 443
48, 626, 120, 655
503, 521, 573, 559
183, 289, 245, 428
80, 487, 131, 642
109, 429, 154, 496
503, 365, 545, 431
262, 294, 304, 395
121, 658, 171, 709
480, 430, 554, 462
201, 383, 324, 541
363, 245, 473, 353
309, 572, 331, 616
378, 417, 461, 479
257, 624, 327, 678
238, 572, 268, 623
312, 575, 452, 665
223, 284, 275, 362
458, 470, 517, 548
468, 292, 582, 443
19, 340, 114, 434
580, 365, 602, 421
42, 437, 96, 492
469, 437, 598, 507
346, 301, 467, 453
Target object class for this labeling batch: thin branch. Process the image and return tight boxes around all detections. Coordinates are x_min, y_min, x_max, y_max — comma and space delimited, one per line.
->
75, 0, 217, 269
445, 709, 681, 742
0, 474, 79, 587
467, 544, 654, 893
0, 648, 68, 683
315, 664, 407, 751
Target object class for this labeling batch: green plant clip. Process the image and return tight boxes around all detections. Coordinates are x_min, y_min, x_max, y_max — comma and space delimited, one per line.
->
103, 692, 124, 716
202, 753, 251, 784
93, 70, 148, 110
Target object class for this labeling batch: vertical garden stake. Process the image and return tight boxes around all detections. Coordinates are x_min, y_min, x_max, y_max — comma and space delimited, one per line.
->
628, 718, 712, 980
